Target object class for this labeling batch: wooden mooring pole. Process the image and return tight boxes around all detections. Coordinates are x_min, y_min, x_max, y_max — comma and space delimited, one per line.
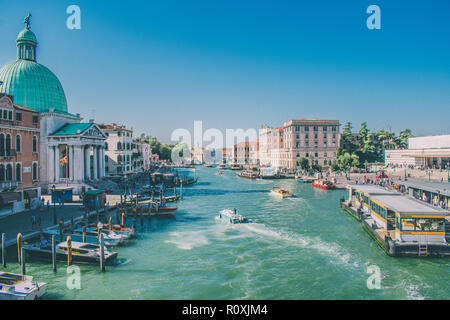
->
67, 236, 72, 267
20, 246, 26, 275
100, 234, 105, 272
52, 235, 57, 272
82, 226, 87, 243
17, 233, 22, 266
2, 233, 6, 268
59, 220, 64, 242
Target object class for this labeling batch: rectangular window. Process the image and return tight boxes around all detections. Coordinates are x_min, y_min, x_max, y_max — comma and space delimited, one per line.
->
16, 113, 22, 122
32, 115, 38, 124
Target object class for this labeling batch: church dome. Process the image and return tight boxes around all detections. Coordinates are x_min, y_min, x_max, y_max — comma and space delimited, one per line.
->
0, 14, 68, 114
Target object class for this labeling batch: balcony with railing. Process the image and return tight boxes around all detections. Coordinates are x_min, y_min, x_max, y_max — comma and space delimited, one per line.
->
0, 180, 19, 191
0, 149, 17, 160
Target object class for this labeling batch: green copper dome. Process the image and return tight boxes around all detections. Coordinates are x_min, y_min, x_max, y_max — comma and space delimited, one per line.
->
0, 14, 68, 114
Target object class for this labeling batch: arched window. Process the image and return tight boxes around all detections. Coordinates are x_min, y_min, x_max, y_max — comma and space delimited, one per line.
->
0, 134, 4, 156
32, 136, 38, 153
6, 164, 12, 181
15, 163, 21, 182
117, 142, 121, 150
32, 163, 38, 181
117, 155, 122, 162
5, 134, 11, 156
104, 142, 108, 150
0, 165, 4, 181
16, 135, 21, 153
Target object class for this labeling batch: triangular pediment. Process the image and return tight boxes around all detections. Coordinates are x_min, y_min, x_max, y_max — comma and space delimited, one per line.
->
81, 124, 107, 139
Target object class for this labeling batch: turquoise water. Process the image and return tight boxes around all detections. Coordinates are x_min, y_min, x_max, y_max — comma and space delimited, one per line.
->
13, 168, 450, 299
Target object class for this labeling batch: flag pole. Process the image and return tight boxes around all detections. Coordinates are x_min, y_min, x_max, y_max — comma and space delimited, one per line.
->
66, 145, 69, 187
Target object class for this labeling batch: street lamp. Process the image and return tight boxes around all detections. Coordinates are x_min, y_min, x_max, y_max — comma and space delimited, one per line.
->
404, 162, 407, 181
447, 162, 449, 183
51, 184, 57, 225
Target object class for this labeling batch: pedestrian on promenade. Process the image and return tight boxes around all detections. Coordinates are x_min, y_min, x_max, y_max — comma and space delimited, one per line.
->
32, 215, 36, 230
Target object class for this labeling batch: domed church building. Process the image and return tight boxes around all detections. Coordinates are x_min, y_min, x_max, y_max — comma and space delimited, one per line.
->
0, 15, 107, 193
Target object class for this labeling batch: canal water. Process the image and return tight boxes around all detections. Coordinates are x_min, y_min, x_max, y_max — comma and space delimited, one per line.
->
13, 167, 450, 299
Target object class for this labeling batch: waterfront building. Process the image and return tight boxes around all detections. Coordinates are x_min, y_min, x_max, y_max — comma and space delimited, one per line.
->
190, 147, 205, 164
248, 140, 260, 166
385, 135, 450, 168
259, 119, 340, 169
132, 138, 152, 173
100, 124, 134, 178
234, 142, 250, 165
0, 16, 107, 194
220, 148, 232, 164
0, 94, 41, 213
281, 119, 340, 169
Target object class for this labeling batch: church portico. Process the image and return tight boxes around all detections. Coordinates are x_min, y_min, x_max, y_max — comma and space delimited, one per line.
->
45, 123, 106, 192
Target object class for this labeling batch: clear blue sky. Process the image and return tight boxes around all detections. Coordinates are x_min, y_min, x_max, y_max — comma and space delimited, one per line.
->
1, 0, 449, 143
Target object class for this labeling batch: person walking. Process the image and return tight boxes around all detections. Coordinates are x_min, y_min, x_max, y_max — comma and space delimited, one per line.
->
31, 215, 36, 230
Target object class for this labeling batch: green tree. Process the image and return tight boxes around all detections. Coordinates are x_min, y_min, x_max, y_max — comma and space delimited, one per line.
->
297, 157, 310, 171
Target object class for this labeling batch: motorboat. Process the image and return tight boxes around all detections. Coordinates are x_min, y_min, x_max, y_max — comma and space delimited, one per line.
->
0, 273, 47, 300
218, 209, 250, 224
270, 187, 293, 198
237, 170, 258, 179
312, 179, 336, 190
23, 240, 119, 265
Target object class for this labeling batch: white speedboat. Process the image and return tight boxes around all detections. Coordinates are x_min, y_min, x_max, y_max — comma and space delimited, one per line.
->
218, 209, 250, 224
0, 273, 47, 300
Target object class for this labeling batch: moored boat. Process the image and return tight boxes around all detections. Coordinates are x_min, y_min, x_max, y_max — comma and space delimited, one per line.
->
0, 273, 47, 300
230, 163, 243, 170
205, 164, 213, 168
23, 240, 119, 265
218, 209, 250, 224
43, 228, 124, 247
270, 187, 293, 198
218, 164, 227, 169
312, 179, 336, 190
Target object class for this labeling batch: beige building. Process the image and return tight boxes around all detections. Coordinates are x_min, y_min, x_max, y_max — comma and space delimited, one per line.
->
259, 119, 340, 169
132, 138, 152, 173
100, 124, 134, 177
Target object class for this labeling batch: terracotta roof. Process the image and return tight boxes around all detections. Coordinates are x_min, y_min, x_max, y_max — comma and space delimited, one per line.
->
14, 104, 39, 113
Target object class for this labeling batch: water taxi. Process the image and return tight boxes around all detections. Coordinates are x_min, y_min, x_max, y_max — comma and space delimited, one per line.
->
230, 163, 243, 170
218, 209, 250, 224
237, 170, 259, 179
218, 164, 227, 170
0, 273, 47, 300
312, 179, 335, 190
205, 164, 213, 168
270, 188, 293, 198
24, 240, 119, 265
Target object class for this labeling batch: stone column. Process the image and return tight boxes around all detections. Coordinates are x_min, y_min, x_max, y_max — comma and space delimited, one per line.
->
48, 146, 55, 183
74, 145, 84, 183
79, 145, 85, 183
101, 147, 105, 178
93, 146, 98, 180
70, 145, 75, 182
55, 146, 60, 182
85, 146, 91, 181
